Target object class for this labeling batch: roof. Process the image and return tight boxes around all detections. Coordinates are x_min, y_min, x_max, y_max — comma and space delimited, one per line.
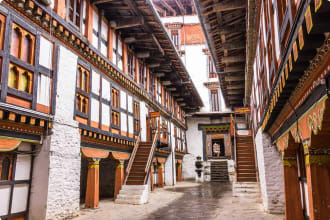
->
193, 0, 247, 108
95, 0, 203, 111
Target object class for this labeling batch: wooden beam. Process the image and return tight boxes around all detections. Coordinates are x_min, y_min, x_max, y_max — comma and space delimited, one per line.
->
219, 24, 246, 35
136, 51, 150, 58
110, 17, 144, 29
221, 40, 245, 50
92, 0, 113, 5
225, 75, 244, 81
227, 84, 244, 89
225, 66, 245, 73
159, 0, 177, 15
175, 0, 186, 15
222, 55, 245, 63
227, 90, 244, 95
214, 0, 246, 12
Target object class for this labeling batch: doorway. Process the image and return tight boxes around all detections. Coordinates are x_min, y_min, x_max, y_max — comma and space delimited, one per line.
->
211, 138, 225, 157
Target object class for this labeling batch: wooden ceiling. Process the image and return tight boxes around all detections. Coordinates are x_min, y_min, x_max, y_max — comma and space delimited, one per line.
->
93, 0, 203, 111
194, 0, 247, 108
152, 0, 196, 16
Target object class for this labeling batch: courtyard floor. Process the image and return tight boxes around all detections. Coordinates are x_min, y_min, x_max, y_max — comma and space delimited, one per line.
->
74, 181, 284, 220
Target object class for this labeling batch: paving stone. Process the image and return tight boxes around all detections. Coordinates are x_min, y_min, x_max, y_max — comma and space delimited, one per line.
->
74, 181, 284, 220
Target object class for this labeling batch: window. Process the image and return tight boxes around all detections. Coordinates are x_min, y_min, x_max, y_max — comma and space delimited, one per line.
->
164, 89, 168, 108
10, 24, 35, 65
8, 65, 33, 94
127, 49, 135, 78
208, 56, 216, 78
67, 0, 83, 28
113, 32, 123, 70
76, 65, 90, 114
1, 157, 11, 181
77, 65, 90, 92
111, 87, 120, 126
133, 101, 140, 133
171, 29, 179, 49
112, 87, 119, 108
139, 62, 146, 87
157, 81, 161, 103
210, 89, 220, 111
149, 72, 154, 95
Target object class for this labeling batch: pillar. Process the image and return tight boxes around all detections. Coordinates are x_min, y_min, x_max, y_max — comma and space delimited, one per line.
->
54, 0, 66, 19
114, 160, 124, 199
158, 163, 164, 188
85, 158, 100, 208
305, 149, 330, 220
282, 156, 303, 220
177, 163, 182, 182
150, 164, 154, 191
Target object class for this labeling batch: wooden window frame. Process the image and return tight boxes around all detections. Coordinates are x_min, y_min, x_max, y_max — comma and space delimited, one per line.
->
66, 0, 84, 30
210, 89, 220, 112
127, 48, 135, 78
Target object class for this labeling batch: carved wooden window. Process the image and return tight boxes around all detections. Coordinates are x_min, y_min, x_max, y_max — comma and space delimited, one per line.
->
77, 65, 89, 92
0, 13, 5, 50
112, 110, 120, 126
113, 33, 123, 70
10, 24, 35, 65
133, 101, 140, 133
111, 87, 119, 108
67, 0, 83, 28
139, 62, 146, 87
76, 65, 89, 114
127, 49, 135, 78
8, 65, 33, 93
210, 89, 220, 111
1, 157, 11, 181
208, 56, 216, 78
171, 29, 179, 49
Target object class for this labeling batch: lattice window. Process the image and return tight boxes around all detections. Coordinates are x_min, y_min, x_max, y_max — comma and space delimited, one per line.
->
67, 0, 83, 28
210, 89, 220, 111
76, 65, 90, 114
171, 29, 179, 49
127, 49, 135, 78
112, 110, 120, 126
208, 56, 216, 78
8, 65, 33, 94
10, 24, 35, 65
111, 87, 119, 108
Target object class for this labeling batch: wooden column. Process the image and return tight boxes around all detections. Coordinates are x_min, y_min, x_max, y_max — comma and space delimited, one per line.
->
150, 164, 154, 191
85, 158, 100, 208
85, 0, 93, 42
305, 150, 330, 220
177, 163, 182, 182
158, 163, 164, 188
54, 0, 66, 19
282, 156, 303, 220
123, 44, 128, 74
114, 160, 124, 200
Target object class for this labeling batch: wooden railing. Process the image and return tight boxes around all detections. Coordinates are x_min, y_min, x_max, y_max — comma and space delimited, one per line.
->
144, 127, 159, 184
124, 129, 141, 185
233, 115, 238, 182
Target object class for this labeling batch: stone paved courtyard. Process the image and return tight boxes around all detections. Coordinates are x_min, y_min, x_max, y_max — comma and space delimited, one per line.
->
74, 181, 284, 220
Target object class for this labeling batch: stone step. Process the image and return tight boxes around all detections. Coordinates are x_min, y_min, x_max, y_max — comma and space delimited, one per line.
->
116, 184, 149, 205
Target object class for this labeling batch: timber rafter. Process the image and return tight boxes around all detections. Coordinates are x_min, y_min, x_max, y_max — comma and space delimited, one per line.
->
194, 0, 247, 107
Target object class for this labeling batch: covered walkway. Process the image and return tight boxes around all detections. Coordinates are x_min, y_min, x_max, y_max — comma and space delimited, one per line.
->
74, 181, 283, 220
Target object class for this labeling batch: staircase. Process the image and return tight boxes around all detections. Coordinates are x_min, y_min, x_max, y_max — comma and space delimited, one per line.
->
232, 182, 261, 202
126, 141, 152, 185
115, 129, 159, 205
236, 135, 257, 182
210, 160, 229, 182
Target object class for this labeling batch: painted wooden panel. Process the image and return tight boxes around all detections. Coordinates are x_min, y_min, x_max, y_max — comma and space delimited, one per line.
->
0, 185, 11, 215
92, 70, 100, 95
11, 184, 29, 213
120, 90, 126, 110
101, 78, 110, 101
14, 155, 31, 181
91, 98, 99, 123
102, 103, 110, 127
128, 115, 133, 134
120, 112, 127, 132
37, 74, 51, 107
127, 95, 133, 113
39, 36, 53, 69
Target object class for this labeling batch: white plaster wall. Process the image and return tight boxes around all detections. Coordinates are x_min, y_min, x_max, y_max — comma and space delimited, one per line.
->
255, 128, 285, 214
45, 45, 81, 219
164, 152, 175, 186
140, 101, 147, 141
29, 137, 50, 220
160, 15, 200, 25
182, 154, 195, 180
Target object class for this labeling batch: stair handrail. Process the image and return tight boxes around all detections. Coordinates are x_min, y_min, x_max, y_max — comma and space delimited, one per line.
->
233, 114, 238, 182
124, 129, 141, 185
144, 127, 159, 177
